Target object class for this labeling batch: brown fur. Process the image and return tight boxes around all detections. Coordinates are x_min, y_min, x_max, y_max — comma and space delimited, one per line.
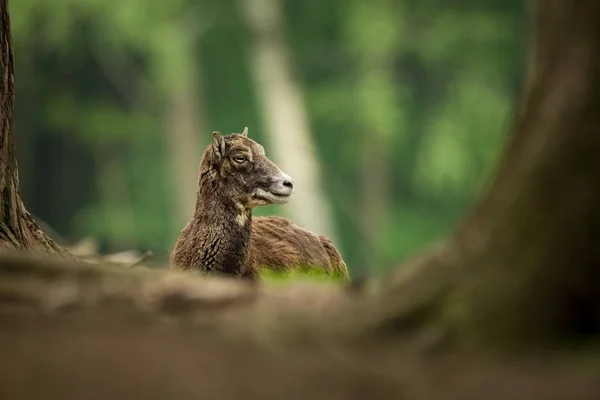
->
170, 128, 349, 282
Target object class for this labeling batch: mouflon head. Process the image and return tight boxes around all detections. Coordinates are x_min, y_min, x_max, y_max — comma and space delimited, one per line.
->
202, 127, 294, 209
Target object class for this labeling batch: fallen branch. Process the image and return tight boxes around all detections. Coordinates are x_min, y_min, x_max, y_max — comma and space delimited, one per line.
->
127, 250, 154, 268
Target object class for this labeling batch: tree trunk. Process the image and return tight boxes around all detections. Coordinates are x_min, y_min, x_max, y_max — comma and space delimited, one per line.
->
239, 0, 339, 244
96, 148, 136, 251
165, 65, 204, 231
359, 132, 391, 268
0, 0, 70, 256
344, 0, 600, 352
439, 0, 600, 348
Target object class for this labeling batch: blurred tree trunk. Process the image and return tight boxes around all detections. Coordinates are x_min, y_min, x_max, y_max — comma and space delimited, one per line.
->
0, 0, 70, 256
155, 23, 206, 235
344, 1, 402, 269
433, 0, 600, 346
359, 134, 390, 267
96, 148, 136, 251
165, 65, 204, 230
239, 0, 338, 244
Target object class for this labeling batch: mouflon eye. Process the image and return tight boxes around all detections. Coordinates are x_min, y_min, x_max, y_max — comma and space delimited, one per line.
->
233, 155, 247, 163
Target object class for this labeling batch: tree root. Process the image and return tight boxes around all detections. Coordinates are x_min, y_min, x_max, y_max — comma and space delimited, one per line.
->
1, 251, 600, 400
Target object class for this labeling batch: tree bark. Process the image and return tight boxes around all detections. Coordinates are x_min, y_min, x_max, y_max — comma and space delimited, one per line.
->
0, 0, 71, 256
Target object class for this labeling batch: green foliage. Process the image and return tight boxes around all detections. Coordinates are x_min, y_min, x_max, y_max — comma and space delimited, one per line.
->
11, 0, 524, 273
414, 77, 510, 198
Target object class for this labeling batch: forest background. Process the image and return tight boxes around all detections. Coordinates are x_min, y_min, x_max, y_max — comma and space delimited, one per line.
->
11, 0, 525, 275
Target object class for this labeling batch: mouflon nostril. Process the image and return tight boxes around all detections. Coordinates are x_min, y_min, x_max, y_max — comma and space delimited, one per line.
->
283, 179, 294, 189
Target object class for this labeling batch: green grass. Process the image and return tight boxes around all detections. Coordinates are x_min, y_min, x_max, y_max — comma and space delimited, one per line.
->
260, 266, 347, 285
183, 266, 347, 285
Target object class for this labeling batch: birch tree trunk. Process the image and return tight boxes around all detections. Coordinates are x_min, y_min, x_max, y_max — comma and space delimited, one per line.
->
239, 0, 339, 244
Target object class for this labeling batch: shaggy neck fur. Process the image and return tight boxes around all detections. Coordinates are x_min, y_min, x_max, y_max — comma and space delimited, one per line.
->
190, 161, 253, 277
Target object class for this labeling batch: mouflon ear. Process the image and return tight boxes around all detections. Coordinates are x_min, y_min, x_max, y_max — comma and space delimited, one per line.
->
241, 126, 249, 137
212, 131, 226, 162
